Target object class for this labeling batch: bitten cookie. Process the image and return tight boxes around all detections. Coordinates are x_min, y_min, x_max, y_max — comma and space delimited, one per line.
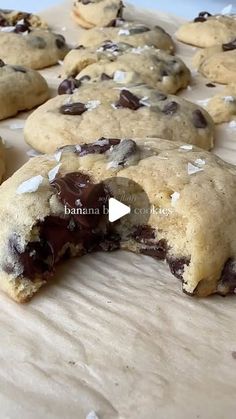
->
0, 60, 49, 120
193, 41, 236, 84
0, 137, 236, 302
24, 81, 214, 153
78, 20, 175, 52
176, 13, 236, 48
0, 14, 69, 69
205, 85, 236, 124
62, 42, 190, 93
0, 8, 48, 29
72, 0, 124, 29
0, 137, 5, 183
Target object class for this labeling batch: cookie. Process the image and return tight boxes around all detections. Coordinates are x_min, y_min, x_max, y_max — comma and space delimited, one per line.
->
193, 43, 236, 84
0, 136, 236, 302
205, 85, 236, 124
0, 60, 49, 120
0, 18, 69, 69
24, 81, 214, 153
0, 137, 5, 183
62, 42, 190, 93
0, 8, 48, 29
78, 20, 175, 52
176, 13, 236, 48
72, 0, 124, 29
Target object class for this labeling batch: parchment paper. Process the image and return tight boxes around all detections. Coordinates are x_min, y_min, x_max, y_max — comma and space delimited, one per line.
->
0, 2, 236, 418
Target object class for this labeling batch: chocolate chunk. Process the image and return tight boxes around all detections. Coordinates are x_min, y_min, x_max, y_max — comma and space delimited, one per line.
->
117, 1, 124, 18
58, 78, 81, 95
51, 172, 108, 228
60, 102, 87, 115
129, 26, 151, 35
76, 138, 120, 156
80, 0, 91, 4
101, 73, 112, 80
157, 92, 167, 101
116, 89, 143, 110
0, 59, 5, 67
101, 41, 120, 52
167, 256, 190, 280
217, 258, 236, 295
162, 101, 178, 115
98, 232, 121, 252
12, 65, 27, 73
55, 35, 66, 49
0, 16, 7, 26
108, 139, 137, 166
192, 109, 207, 128
206, 82, 216, 87
132, 225, 155, 243
30, 36, 47, 49
194, 11, 211, 22
14, 22, 31, 33
140, 239, 167, 260
222, 38, 236, 51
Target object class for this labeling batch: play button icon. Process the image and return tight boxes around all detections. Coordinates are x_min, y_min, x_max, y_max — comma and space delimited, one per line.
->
108, 197, 131, 223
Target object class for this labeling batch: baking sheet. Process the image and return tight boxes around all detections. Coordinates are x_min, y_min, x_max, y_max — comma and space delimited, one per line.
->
0, 2, 236, 418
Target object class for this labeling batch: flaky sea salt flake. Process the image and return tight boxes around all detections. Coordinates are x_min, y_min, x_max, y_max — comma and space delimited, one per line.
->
171, 192, 180, 206
48, 164, 61, 182
16, 175, 44, 194
187, 163, 203, 175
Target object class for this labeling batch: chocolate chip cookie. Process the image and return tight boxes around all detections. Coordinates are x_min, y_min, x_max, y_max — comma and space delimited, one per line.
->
1, 137, 236, 302
176, 13, 236, 48
205, 85, 236, 124
0, 137, 5, 183
78, 20, 175, 52
0, 15, 69, 69
193, 42, 236, 84
0, 60, 49, 120
24, 81, 214, 153
72, 0, 124, 29
62, 42, 190, 93
0, 8, 48, 29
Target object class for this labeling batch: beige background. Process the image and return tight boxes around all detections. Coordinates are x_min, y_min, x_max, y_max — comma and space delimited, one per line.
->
0, 2, 236, 418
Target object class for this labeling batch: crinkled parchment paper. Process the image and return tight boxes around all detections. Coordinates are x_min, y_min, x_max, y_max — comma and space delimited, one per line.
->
0, 2, 236, 418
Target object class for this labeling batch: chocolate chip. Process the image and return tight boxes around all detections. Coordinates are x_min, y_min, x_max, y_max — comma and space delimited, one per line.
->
116, 89, 143, 110
222, 38, 236, 51
80, 0, 91, 4
140, 239, 167, 260
101, 73, 112, 80
132, 225, 155, 243
167, 256, 190, 280
30, 36, 47, 49
162, 101, 178, 115
199, 11, 212, 17
76, 138, 121, 156
58, 78, 81, 95
55, 35, 66, 49
192, 109, 207, 128
101, 41, 120, 52
157, 93, 167, 101
217, 258, 236, 295
60, 102, 87, 115
0, 59, 5, 67
51, 172, 108, 228
108, 139, 137, 166
129, 26, 151, 35
206, 82, 216, 87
